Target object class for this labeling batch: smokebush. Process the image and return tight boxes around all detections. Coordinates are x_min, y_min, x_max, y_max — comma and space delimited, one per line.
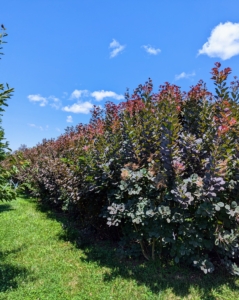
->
10, 63, 239, 274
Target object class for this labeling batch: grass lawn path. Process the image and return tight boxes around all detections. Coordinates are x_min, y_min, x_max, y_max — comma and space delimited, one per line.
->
0, 197, 239, 299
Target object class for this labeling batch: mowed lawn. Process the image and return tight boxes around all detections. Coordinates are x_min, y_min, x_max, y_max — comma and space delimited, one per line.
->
0, 197, 239, 299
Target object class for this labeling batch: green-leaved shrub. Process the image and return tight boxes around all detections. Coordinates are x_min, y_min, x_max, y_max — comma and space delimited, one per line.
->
0, 26, 16, 202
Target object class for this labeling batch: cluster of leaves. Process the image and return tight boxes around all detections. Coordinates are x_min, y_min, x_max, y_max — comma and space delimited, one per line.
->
0, 26, 16, 201
8, 63, 239, 274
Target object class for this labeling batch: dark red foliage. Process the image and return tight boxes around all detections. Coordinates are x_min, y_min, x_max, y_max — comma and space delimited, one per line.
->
211, 62, 232, 84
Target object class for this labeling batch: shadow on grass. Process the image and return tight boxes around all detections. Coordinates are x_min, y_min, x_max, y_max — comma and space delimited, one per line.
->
33, 197, 239, 299
0, 248, 31, 293
79, 243, 239, 299
0, 203, 14, 214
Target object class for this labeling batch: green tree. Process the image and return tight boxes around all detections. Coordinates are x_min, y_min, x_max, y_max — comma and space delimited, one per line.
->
0, 25, 16, 201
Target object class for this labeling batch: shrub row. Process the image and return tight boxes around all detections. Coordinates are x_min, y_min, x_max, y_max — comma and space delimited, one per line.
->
8, 63, 239, 275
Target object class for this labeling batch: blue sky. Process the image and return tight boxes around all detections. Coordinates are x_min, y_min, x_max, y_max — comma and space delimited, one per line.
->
0, 0, 239, 150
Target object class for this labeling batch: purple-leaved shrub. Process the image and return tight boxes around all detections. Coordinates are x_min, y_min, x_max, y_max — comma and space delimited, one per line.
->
8, 63, 239, 275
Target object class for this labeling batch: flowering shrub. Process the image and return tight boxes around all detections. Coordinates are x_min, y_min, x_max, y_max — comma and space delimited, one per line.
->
9, 63, 239, 274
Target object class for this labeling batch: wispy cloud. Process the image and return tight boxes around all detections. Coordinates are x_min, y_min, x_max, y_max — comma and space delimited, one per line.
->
198, 22, 239, 60
109, 39, 125, 58
91, 90, 124, 101
28, 123, 44, 131
48, 96, 61, 109
70, 89, 89, 99
66, 115, 73, 123
62, 92, 68, 98
28, 94, 47, 107
28, 94, 62, 109
175, 71, 196, 80
142, 45, 161, 55
62, 101, 93, 114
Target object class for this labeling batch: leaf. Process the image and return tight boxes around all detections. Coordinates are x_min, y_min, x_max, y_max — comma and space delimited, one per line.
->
78, 156, 86, 161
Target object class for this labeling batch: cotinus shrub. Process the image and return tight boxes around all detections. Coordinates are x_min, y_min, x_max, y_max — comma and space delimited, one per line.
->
10, 63, 239, 275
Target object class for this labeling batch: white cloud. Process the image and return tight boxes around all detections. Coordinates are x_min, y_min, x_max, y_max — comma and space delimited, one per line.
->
56, 128, 61, 132
110, 39, 121, 48
142, 45, 161, 55
198, 22, 239, 60
28, 123, 36, 128
28, 123, 44, 131
48, 96, 61, 109
91, 90, 124, 101
28, 94, 47, 107
109, 39, 125, 58
175, 71, 196, 80
70, 89, 89, 99
66, 115, 73, 123
62, 101, 93, 114
28, 94, 62, 109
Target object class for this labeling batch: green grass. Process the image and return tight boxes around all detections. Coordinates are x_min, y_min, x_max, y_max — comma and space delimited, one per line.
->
0, 197, 239, 299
